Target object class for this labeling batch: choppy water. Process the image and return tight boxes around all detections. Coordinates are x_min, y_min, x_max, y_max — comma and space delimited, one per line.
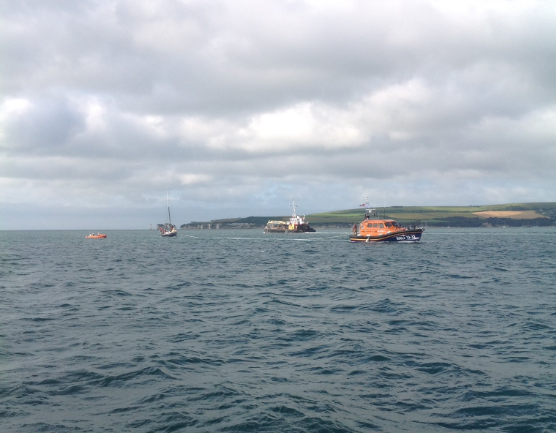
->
1, 228, 555, 433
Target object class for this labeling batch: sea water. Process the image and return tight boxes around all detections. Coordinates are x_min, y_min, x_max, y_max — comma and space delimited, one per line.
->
1, 228, 555, 432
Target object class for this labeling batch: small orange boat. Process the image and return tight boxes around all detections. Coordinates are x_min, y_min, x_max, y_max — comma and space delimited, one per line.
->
350, 205, 424, 243
85, 233, 107, 239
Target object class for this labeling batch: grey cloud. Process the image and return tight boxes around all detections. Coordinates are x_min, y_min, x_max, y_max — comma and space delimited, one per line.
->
1, 0, 555, 229
4, 97, 85, 151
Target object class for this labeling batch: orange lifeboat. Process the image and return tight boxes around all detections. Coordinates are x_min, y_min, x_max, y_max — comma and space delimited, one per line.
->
350, 208, 424, 243
85, 233, 107, 239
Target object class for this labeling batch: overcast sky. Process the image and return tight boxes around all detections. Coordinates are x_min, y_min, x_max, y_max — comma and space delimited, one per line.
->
1, 0, 555, 229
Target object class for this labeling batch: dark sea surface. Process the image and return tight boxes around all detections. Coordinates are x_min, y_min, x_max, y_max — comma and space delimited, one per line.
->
1, 228, 555, 433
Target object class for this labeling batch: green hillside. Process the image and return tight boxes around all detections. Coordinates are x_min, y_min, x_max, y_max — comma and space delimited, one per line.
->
308, 203, 556, 227
181, 202, 556, 228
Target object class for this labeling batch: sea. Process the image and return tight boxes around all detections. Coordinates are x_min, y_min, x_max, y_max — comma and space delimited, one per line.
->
1, 227, 555, 433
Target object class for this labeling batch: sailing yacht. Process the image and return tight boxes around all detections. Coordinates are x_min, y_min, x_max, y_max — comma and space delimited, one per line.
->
160, 193, 178, 237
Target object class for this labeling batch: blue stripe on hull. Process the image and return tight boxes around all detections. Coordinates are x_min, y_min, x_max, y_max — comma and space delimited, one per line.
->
349, 230, 423, 243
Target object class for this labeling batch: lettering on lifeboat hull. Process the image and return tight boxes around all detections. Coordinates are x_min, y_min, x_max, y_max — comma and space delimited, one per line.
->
349, 229, 423, 243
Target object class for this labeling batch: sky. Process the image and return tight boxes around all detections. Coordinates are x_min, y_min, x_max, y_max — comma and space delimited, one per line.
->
1, 0, 555, 229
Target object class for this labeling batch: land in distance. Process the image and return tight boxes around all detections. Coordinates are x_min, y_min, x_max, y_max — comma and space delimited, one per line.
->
179, 202, 556, 229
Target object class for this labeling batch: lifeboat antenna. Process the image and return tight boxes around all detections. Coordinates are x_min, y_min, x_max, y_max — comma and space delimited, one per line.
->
364, 196, 376, 218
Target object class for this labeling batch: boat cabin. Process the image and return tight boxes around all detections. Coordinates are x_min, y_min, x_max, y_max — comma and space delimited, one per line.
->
358, 219, 406, 237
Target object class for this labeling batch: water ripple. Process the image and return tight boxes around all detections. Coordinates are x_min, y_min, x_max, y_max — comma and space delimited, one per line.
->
1, 228, 556, 432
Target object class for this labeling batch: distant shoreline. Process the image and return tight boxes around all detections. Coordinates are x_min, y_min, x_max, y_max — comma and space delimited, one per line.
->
179, 202, 556, 229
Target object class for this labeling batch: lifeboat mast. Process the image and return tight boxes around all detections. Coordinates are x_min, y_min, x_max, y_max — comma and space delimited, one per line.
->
363, 196, 378, 219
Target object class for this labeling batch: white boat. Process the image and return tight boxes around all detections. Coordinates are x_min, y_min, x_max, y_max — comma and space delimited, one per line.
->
264, 200, 316, 233
160, 193, 178, 237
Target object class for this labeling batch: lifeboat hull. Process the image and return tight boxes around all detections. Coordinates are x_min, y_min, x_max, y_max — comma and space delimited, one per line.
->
350, 229, 423, 243
85, 234, 107, 239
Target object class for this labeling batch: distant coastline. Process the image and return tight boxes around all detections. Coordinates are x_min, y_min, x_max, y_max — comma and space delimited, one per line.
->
178, 202, 556, 229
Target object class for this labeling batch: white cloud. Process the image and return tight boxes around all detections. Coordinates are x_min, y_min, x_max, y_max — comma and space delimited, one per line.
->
1, 0, 555, 228
235, 102, 365, 152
